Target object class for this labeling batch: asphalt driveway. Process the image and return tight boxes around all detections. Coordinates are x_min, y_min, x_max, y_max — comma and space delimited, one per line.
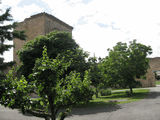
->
0, 105, 42, 120
66, 86, 160, 120
1, 86, 160, 120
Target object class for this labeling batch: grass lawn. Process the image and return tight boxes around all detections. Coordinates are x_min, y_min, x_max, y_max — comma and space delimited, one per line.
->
78, 88, 149, 108
156, 81, 160, 85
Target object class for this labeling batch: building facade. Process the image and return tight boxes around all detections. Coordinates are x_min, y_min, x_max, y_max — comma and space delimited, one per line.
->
136, 58, 159, 87
13, 12, 73, 64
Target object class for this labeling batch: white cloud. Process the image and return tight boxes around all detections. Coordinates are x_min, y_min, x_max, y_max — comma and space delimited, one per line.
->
2, 0, 160, 61
1, 1, 44, 62
1, 0, 22, 8
1, 0, 44, 21
11, 4, 44, 21
2, 47, 13, 62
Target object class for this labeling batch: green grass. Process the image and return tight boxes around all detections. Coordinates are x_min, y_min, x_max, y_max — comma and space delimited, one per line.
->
77, 89, 149, 108
112, 88, 144, 91
32, 88, 149, 108
156, 81, 160, 85
112, 88, 129, 90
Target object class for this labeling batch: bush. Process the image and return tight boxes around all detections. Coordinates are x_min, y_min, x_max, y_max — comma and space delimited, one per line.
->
100, 89, 112, 96
125, 90, 132, 96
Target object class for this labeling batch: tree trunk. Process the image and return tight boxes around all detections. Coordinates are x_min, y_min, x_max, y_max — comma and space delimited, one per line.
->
48, 95, 56, 120
58, 108, 70, 120
95, 88, 98, 98
45, 117, 51, 120
129, 87, 133, 95
59, 112, 67, 120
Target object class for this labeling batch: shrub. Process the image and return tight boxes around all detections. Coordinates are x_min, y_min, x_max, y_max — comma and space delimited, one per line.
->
100, 89, 112, 96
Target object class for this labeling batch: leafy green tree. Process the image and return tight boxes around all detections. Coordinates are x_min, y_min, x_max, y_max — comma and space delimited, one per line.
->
0, 8, 25, 100
0, 8, 25, 80
102, 40, 152, 94
18, 31, 89, 80
88, 56, 103, 98
0, 47, 93, 120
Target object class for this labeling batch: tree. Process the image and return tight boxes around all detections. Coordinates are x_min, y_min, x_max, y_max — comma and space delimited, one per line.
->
0, 8, 25, 100
88, 56, 103, 98
0, 8, 25, 80
17, 31, 89, 80
102, 40, 152, 94
0, 47, 93, 120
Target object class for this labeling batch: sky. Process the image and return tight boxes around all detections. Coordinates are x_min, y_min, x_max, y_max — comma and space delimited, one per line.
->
1, 0, 160, 62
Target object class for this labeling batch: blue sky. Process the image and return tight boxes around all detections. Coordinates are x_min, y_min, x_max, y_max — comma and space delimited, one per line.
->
1, 0, 160, 61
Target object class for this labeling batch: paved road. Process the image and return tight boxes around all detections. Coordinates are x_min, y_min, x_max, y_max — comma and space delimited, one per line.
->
0, 106, 43, 120
66, 86, 160, 120
1, 86, 160, 120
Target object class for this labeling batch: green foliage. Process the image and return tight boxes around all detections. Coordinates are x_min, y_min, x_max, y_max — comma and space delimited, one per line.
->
100, 89, 112, 96
101, 40, 152, 94
1, 47, 93, 120
88, 56, 104, 97
57, 108, 71, 120
0, 68, 32, 110
0, 7, 26, 100
88, 56, 103, 86
0, 8, 25, 77
18, 31, 89, 80
156, 80, 160, 85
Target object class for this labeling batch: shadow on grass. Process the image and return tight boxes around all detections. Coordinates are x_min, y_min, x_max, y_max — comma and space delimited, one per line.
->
98, 91, 129, 100
100, 94, 127, 99
100, 90, 148, 99
131, 92, 148, 99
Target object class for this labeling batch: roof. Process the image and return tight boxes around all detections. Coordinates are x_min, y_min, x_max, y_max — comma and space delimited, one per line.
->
24, 12, 73, 30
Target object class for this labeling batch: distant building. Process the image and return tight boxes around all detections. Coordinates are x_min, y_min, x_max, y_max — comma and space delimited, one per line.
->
13, 12, 73, 64
136, 57, 160, 87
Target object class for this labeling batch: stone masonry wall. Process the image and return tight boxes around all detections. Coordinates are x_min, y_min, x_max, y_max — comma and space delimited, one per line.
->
13, 14, 45, 64
44, 14, 72, 34
136, 58, 160, 87
13, 13, 73, 65
136, 67, 156, 87
149, 57, 160, 71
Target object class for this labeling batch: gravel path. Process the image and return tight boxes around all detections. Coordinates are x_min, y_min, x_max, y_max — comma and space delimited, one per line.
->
0, 86, 160, 120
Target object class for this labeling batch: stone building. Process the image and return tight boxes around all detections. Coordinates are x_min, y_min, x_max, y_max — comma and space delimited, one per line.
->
149, 57, 160, 72
13, 12, 73, 64
13, 13, 158, 88
136, 58, 160, 87
136, 68, 155, 87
